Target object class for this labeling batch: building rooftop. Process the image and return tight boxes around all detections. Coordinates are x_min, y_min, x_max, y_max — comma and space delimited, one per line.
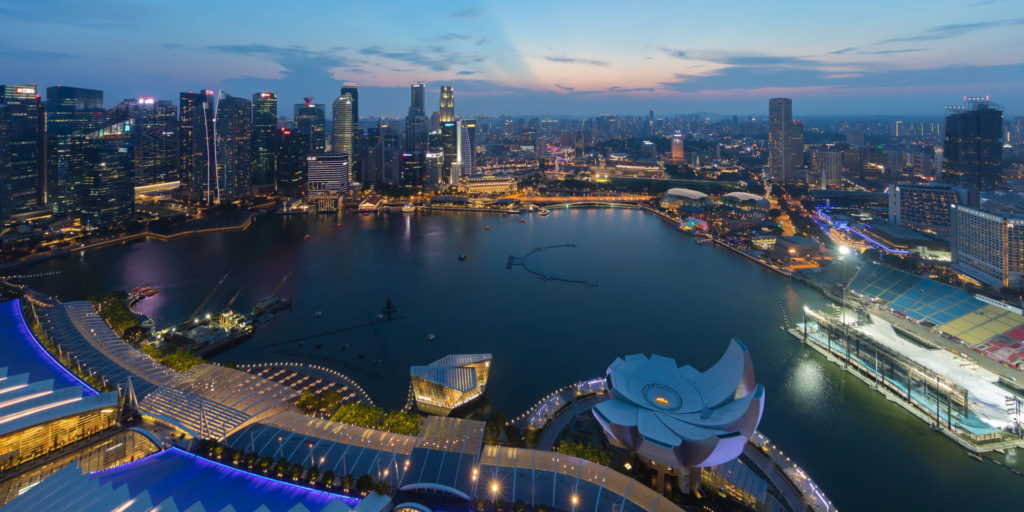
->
0, 299, 96, 394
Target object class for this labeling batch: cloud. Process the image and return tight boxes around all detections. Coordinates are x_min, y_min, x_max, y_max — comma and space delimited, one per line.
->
449, 7, 483, 18
359, 46, 485, 71
831, 46, 926, 55
554, 84, 576, 92
0, 0, 141, 28
434, 33, 473, 41
879, 17, 1024, 43
659, 48, 688, 59
543, 56, 609, 67
0, 48, 76, 60
456, 70, 477, 75
607, 86, 656, 93
829, 47, 859, 55
162, 43, 185, 50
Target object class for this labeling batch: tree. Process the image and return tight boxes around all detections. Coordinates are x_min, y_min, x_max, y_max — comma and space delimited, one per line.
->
307, 466, 320, 485
374, 480, 392, 495
356, 474, 375, 495
321, 470, 336, 488
290, 463, 305, 481
259, 456, 272, 473
274, 458, 289, 476
341, 474, 355, 493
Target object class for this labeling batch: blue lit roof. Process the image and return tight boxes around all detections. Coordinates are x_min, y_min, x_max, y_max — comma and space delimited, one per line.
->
0, 299, 97, 395
90, 447, 359, 511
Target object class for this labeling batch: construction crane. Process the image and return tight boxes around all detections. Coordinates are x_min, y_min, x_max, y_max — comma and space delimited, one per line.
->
190, 271, 230, 320
271, 271, 293, 297
225, 286, 244, 311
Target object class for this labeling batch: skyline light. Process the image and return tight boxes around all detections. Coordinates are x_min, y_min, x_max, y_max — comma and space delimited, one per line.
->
1, 0, 1022, 116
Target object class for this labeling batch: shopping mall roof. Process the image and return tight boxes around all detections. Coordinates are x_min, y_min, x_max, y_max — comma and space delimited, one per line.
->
663, 188, 708, 200
1, 448, 364, 512
0, 368, 118, 437
0, 299, 96, 394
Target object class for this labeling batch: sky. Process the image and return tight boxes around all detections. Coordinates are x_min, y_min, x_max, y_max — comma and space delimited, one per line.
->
1, 0, 1022, 118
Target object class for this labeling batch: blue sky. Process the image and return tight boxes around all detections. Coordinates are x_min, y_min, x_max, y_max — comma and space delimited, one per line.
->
2, 0, 1022, 117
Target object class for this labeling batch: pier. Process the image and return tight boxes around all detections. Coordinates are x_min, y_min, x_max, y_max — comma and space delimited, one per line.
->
507, 243, 599, 286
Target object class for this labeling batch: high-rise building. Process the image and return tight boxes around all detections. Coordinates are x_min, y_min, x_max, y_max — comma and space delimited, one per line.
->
359, 127, 381, 185
768, 98, 798, 182
178, 90, 216, 203
639, 140, 656, 161
424, 151, 443, 189
458, 119, 477, 177
46, 86, 104, 214
45, 86, 103, 137
405, 82, 428, 153
943, 97, 1003, 190
306, 153, 349, 196
787, 121, 805, 178
846, 129, 865, 148
951, 204, 1024, 288
379, 124, 401, 186
812, 148, 843, 190
439, 85, 454, 123
0, 84, 45, 223
251, 92, 277, 188
273, 127, 307, 196
331, 90, 354, 163
401, 151, 424, 188
79, 119, 134, 226
670, 132, 684, 164
214, 91, 253, 202
110, 97, 178, 187
341, 82, 359, 132
293, 99, 326, 154
889, 182, 973, 238
441, 121, 458, 184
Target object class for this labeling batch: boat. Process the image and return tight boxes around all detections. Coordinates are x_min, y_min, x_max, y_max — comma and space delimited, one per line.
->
313, 310, 323, 318
335, 223, 341, 228
518, 219, 526, 223
401, 204, 416, 213
483, 226, 492, 230
304, 234, 313, 239
458, 254, 466, 261
426, 333, 436, 341
252, 296, 290, 316
538, 209, 550, 216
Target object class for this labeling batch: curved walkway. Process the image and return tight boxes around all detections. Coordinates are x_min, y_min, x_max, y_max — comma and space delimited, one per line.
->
536, 394, 609, 450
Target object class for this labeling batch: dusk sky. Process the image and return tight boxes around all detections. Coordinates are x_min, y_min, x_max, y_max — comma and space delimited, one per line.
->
3, 0, 1022, 117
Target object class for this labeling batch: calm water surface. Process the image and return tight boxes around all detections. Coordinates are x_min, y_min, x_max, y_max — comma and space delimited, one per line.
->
16, 208, 1024, 511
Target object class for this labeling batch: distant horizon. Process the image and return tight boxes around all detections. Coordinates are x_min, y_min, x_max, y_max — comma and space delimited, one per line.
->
3, 0, 1021, 118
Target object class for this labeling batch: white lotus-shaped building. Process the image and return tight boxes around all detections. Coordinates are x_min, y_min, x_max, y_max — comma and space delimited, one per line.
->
593, 339, 764, 468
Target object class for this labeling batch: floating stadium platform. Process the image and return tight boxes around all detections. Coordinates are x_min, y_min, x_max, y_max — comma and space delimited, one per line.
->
848, 263, 1024, 368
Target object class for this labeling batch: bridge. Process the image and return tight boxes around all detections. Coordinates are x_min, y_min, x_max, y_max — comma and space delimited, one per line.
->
512, 195, 653, 204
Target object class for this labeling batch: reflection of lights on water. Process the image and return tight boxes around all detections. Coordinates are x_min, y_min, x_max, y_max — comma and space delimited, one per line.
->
788, 356, 827, 408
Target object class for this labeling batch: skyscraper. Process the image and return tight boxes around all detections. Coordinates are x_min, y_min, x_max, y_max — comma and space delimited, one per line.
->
341, 82, 359, 132
439, 85, 454, 123
0, 85, 45, 223
46, 86, 104, 213
441, 121, 457, 184
458, 119, 477, 177
293, 99, 326, 153
251, 92, 277, 188
179, 90, 216, 203
273, 127, 307, 196
401, 151, 424, 188
379, 123, 401, 186
405, 82, 428, 153
214, 91, 253, 201
79, 119, 134, 226
331, 90, 354, 163
943, 97, 1003, 190
768, 98, 798, 182
110, 97, 179, 187
670, 132, 684, 164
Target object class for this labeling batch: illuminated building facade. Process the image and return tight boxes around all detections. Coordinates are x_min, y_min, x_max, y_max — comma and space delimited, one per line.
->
0, 84, 45, 223
811, 147, 843, 189
380, 124, 401, 186
401, 151, 424, 188
670, 132, 684, 164
293, 99, 326, 154
951, 205, 1024, 288
113, 98, 178, 186
441, 121, 458, 184
251, 92, 277, 188
213, 91, 253, 202
460, 175, 515, 196
46, 86, 103, 212
274, 127, 307, 196
768, 98, 794, 182
79, 120, 135, 226
405, 82, 428, 153
331, 92, 354, 160
178, 90, 215, 203
888, 182, 972, 238
438, 85, 454, 123
411, 354, 492, 416
307, 153, 349, 196
458, 119, 476, 176
943, 97, 1003, 190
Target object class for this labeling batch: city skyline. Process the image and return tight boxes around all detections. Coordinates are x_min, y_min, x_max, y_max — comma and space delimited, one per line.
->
1, 0, 1022, 116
